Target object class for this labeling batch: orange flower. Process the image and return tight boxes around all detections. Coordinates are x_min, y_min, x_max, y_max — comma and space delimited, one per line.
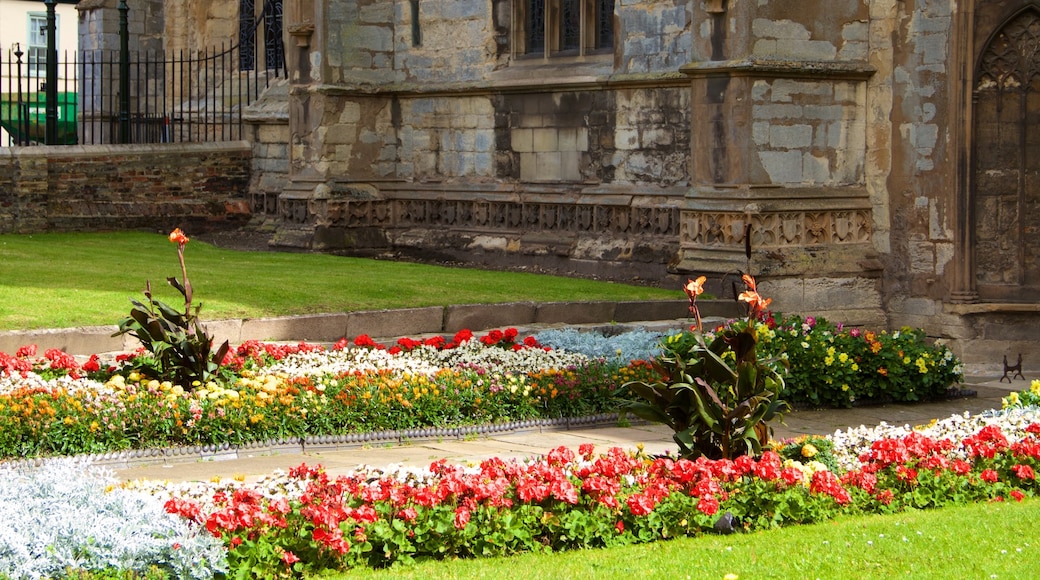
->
738, 274, 772, 315
168, 228, 189, 246
684, 276, 707, 300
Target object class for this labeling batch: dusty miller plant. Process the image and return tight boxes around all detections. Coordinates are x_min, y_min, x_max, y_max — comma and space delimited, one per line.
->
0, 458, 226, 579
113, 229, 229, 389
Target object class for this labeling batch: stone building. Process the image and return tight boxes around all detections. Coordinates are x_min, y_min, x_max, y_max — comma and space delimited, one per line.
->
86, 0, 1040, 369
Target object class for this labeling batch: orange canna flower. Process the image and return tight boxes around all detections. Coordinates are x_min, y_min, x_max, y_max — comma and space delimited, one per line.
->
684, 276, 707, 300
168, 228, 189, 246
738, 274, 772, 315
741, 274, 757, 292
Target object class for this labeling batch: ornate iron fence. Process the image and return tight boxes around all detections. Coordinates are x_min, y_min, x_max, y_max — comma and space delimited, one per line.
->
1, 5, 285, 146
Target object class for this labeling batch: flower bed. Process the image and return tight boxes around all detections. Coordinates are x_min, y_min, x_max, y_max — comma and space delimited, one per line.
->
753, 313, 963, 407
5, 405, 1033, 579
0, 312, 964, 461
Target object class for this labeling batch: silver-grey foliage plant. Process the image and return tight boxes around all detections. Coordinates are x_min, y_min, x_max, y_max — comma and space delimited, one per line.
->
532, 328, 665, 363
0, 459, 227, 580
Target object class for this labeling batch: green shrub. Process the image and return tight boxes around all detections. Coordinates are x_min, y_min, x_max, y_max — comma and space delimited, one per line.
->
753, 313, 962, 408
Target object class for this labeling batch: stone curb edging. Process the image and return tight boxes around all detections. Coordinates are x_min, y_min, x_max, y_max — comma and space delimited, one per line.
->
0, 299, 741, 357
0, 414, 627, 471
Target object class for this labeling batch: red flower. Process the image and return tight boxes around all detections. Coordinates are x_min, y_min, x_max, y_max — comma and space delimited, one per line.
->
352, 334, 377, 348
697, 495, 720, 516
281, 550, 300, 566
615, 520, 625, 534
1010, 490, 1025, 502
398, 507, 418, 522
1012, 464, 1036, 480
454, 506, 471, 529
896, 465, 918, 483
875, 489, 894, 505
15, 344, 36, 358
981, 469, 999, 483
626, 493, 656, 516
780, 467, 804, 487
951, 460, 972, 476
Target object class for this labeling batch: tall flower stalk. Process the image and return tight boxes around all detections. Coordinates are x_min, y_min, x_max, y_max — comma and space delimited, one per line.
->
113, 229, 228, 389
169, 228, 195, 335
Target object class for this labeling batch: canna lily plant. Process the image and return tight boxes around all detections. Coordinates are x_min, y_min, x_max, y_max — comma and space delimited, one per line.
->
113, 229, 229, 390
619, 274, 788, 460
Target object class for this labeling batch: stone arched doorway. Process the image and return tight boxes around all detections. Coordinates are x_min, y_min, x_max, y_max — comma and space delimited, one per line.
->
973, 7, 1040, 301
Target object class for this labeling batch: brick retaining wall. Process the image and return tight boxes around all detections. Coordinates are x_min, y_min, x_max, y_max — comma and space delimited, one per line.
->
0, 141, 253, 233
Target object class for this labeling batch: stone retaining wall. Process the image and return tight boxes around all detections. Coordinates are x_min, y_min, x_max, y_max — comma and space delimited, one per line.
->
0, 142, 253, 234
0, 299, 738, 357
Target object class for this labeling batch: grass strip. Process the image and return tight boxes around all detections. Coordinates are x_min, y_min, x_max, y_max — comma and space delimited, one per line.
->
341, 499, 1038, 579
0, 232, 678, 331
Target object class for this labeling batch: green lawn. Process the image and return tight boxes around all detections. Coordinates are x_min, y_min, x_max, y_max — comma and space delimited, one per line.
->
341, 499, 1038, 579
0, 232, 679, 331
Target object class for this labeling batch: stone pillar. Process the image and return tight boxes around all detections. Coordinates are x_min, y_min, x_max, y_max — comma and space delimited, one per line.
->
949, 0, 979, 304
676, 0, 883, 324
273, 0, 329, 248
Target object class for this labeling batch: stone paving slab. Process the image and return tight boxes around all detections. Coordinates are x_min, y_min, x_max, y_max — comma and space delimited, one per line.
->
109, 377, 1031, 484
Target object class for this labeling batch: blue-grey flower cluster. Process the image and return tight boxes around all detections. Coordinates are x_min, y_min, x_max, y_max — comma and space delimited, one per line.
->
532, 328, 665, 363
0, 459, 226, 580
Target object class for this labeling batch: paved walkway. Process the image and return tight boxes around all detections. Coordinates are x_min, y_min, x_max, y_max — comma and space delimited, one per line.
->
114, 375, 1029, 484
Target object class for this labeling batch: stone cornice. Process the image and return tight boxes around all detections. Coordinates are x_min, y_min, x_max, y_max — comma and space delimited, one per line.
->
680, 58, 876, 81
290, 71, 692, 99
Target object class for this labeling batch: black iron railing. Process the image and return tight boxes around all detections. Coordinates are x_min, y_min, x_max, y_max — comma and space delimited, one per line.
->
1, 4, 285, 147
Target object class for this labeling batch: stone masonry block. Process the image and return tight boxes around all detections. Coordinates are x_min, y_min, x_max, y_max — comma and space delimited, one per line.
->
532, 128, 559, 152
444, 303, 537, 333
534, 302, 617, 325
613, 300, 688, 323
241, 314, 350, 342
347, 307, 444, 339
769, 124, 813, 149
534, 152, 563, 181
0, 326, 124, 357
758, 150, 803, 183
200, 319, 245, 348
511, 129, 533, 153
752, 19, 811, 40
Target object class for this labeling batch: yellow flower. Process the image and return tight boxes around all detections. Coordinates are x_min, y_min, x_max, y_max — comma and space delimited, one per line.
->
801, 443, 818, 458
1030, 379, 1040, 395
838, 353, 849, 364
1005, 392, 1021, 408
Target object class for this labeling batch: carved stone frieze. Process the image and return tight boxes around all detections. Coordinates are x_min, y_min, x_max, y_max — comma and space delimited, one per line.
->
307, 197, 681, 238
680, 209, 872, 249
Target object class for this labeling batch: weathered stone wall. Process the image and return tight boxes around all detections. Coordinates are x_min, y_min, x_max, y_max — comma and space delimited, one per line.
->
0, 142, 252, 234
749, 78, 866, 186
